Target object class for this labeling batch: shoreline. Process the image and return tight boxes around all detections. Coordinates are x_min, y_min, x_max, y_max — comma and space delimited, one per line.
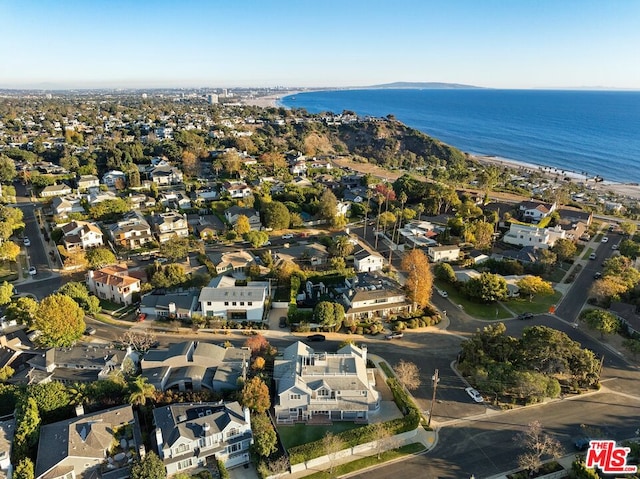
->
473, 154, 640, 200
241, 90, 305, 108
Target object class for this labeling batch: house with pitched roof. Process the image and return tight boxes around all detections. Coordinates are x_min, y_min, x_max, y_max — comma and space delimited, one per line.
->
198, 276, 268, 322
502, 223, 567, 249
222, 181, 252, 199
353, 249, 384, 272
141, 341, 249, 392
52, 195, 85, 218
61, 220, 104, 251
341, 275, 411, 322
77, 174, 100, 191
102, 170, 126, 187
35, 405, 142, 479
0, 419, 15, 478
150, 211, 189, 243
86, 264, 141, 305
427, 245, 461, 263
139, 291, 200, 321
518, 200, 556, 223
273, 342, 380, 424
40, 183, 73, 198
108, 211, 154, 249
153, 401, 252, 474
224, 206, 261, 230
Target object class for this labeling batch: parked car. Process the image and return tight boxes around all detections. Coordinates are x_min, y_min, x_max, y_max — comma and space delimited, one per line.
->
385, 332, 404, 340
517, 312, 534, 320
28, 266, 37, 275
23, 237, 31, 247
612, 244, 619, 250
437, 289, 448, 298
601, 236, 609, 243
306, 334, 326, 342
281, 233, 294, 240
136, 313, 146, 322
279, 316, 287, 328
574, 436, 591, 451
84, 326, 97, 336
465, 387, 484, 403
589, 253, 597, 260
593, 272, 602, 279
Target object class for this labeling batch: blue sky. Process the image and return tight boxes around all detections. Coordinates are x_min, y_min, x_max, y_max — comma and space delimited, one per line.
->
1, 0, 639, 89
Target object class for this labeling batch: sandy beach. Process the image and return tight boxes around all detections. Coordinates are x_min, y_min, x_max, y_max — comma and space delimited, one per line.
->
241, 90, 302, 108
474, 154, 640, 201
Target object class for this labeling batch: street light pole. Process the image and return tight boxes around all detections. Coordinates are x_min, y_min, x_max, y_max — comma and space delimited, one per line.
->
427, 368, 439, 427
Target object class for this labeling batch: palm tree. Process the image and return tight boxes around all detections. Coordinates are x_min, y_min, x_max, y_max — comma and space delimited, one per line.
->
127, 376, 155, 406
374, 194, 384, 249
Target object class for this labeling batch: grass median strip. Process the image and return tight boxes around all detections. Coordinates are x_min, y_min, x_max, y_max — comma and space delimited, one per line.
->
303, 443, 426, 479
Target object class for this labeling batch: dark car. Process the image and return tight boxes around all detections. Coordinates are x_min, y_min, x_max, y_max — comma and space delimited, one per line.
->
517, 312, 534, 320
385, 332, 404, 340
307, 334, 326, 342
279, 316, 287, 328
84, 326, 97, 336
574, 436, 591, 451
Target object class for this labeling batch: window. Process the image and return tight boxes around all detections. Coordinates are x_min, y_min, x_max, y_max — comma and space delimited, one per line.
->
240, 302, 244, 306
290, 394, 300, 400
177, 459, 192, 470
318, 389, 329, 396
227, 427, 239, 438
248, 301, 252, 306
207, 301, 212, 306
224, 301, 229, 306
228, 443, 241, 453
232, 301, 237, 306
176, 443, 190, 454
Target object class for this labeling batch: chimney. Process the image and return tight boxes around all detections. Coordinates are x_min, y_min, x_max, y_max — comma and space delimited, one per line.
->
75, 404, 85, 417
361, 345, 367, 364
243, 406, 251, 426
154, 428, 164, 456
168, 303, 176, 315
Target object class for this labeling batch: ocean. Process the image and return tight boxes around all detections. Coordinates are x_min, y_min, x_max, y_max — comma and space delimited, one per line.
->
280, 89, 640, 184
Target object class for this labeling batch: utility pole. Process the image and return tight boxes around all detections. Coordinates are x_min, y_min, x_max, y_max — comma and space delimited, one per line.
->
427, 369, 439, 427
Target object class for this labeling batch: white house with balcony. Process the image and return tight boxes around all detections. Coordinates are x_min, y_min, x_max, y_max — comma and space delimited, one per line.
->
427, 245, 460, 263
341, 276, 411, 321
153, 401, 252, 474
502, 223, 567, 249
273, 342, 380, 424
198, 276, 268, 322
353, 249, 384, 272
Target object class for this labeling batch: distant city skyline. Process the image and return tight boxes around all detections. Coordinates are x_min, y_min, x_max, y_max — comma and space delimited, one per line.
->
1, 0, 639, 90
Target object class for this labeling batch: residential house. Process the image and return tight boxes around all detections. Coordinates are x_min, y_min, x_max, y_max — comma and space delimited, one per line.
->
397, 220, 440, 248
427, 245, 461, 263
454, 269, 482, 283
61, 220, 104, 251
0, 419, 14, 479
557, 208, 593, 227
353, 249, 385, 272
610, 302, 640, 336
468, 250, 490, 264
290, 159, 307, 175
76, 174, 100, 191
493, 246, 540, 265
86, 190, 117, 206
193, 188, 219, 203
148, 164, 183, 185
158, 191, 191, 210
198, 276, 268, 322
209, 251, 256, 275
139, 291, 200, 321
153, 401, 252, 474
222, 181, 252, 199
187, 214, 225, 240
502, 223, 567, 249
224, 206, 261, 230
86, 264, 141, 305
20, 344, 138, 385
308, 158, 332, 170
35, 405, 141, 479
341, 275, 411, 322
52, 195, 85, 217
141, 341, 249, 392
518, 200, 556, 223
273, 342, 380, 423
127, 193, 156, 210
108, 211, 154, 249
275, 243, 329, 269
102, 170, 126, 187
40, 183, 72, 198
151, 212, 189, 243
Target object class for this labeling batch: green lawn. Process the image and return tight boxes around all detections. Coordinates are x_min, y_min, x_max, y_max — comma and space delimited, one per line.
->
303, 443, 426, 479
506, 290, 563, 315
582, 247, 594, 260
278, 422, 365, 449
100, 299, 125, 313
435, 280, 512, 320
0, 261, 18, 282
545, 263, 570, 283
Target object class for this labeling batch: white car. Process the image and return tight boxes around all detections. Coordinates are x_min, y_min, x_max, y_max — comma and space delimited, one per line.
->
28, 266, 37, 276
281, 233, 294, 240
465, 387, 484, 403
601, 237, 609, 243
23, 237, 31, 247
437, 289, 448, 298
612, 244, 618, 250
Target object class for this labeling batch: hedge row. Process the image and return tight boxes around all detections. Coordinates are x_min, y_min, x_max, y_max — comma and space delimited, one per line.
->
287, 377, 420, 465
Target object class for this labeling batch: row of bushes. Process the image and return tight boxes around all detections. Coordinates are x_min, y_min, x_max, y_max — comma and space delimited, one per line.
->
287, 376, 421, 465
